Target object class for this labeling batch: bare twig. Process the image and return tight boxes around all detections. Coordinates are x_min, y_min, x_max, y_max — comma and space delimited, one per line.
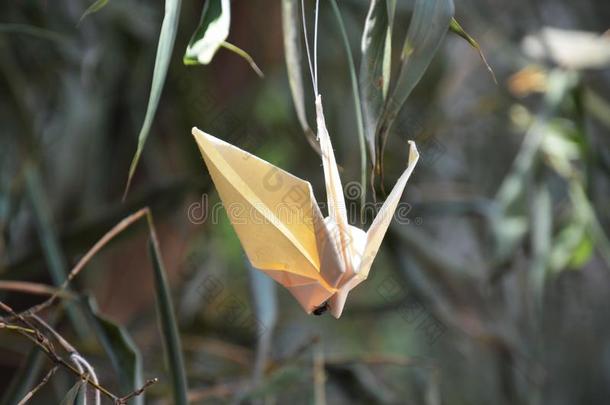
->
0, 300, 119, 402
0, 322, 36, 334
0, 281, 76, 298
117, 378, 159, 404
16, 365, 58, 405
0, 208, 163, 404
10, 208, 150, 319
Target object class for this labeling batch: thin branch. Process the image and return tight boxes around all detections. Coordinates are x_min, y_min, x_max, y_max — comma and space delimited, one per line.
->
301, 0, 317, 96
16, 365, 58, 405
0, 280, 76, 298
0, 300, 119, 402
0, 322, 36, 334
117, 378, 159, 404
220, 41, 264, 78
9, 208, 150, 320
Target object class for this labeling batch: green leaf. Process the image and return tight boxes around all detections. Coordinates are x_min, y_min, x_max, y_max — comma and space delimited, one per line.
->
568, 232, 594, 268
24, 163, 87, 338
59, 381, 85, 405
83, 296, 144, 405
360, 0, 393, 161
550, 223, 586, 273
148, 219, 188, 405
377, 0, 454, 169
124, 0, 182, 198
78, 0, 110, 25
530, 183, 552, 301
183, 0, 230, 65
281, 0, 320, 153
449, 17, 496, 83
330, 0, 367, 219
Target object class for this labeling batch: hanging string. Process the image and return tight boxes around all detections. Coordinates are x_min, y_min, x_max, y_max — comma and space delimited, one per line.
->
313, 0, 320, 95
301, 0, 319, 96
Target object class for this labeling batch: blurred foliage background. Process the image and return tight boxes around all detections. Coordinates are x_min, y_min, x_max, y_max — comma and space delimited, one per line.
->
1, 0, 610, 404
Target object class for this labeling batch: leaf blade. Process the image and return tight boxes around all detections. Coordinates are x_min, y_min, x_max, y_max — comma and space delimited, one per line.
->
78, 0, 110, 24
124, 0, 182, 198
377, 0, 454, 171
147, 216, 188, 405
360, 0, 392, 162
449, 17, 496, 83
83, 296, 144, 405
183, 0, 230, 65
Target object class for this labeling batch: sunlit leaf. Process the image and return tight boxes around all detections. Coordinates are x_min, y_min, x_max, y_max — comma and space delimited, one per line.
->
360, 0, 392, 161
568, 232, 594, 268
183, 0, 230, 65
124, 0, 182, 198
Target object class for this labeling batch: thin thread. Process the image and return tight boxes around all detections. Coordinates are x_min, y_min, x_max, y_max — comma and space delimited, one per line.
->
301, 0, 317, 96
313, 0, 320, 95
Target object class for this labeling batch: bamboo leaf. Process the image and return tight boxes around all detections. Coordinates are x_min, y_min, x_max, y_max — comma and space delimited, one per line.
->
449, 17, 496, 83
281, 0, 320, 154
83, 296, 144, 405
183, 0, 230, 65
24, 164, 87, 337
330, 0, 367, 219
78, 0, 110, 24
124, 0, 182, 198
59, 381, 85, 405
377, 0, 454, 171
360, 0, 392, 162
147, 216, 188, 405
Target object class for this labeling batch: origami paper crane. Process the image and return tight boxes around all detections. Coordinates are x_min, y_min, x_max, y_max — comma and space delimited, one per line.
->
193, 95, 419, 318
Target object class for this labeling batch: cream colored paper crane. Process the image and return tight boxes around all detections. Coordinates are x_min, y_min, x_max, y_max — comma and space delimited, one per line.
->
192, 96, 418, 318
192, 1, 418, 318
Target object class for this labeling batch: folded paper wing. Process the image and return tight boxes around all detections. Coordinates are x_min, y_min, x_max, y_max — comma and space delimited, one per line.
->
327, 141, 419, 317
192, 128, 346, 313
